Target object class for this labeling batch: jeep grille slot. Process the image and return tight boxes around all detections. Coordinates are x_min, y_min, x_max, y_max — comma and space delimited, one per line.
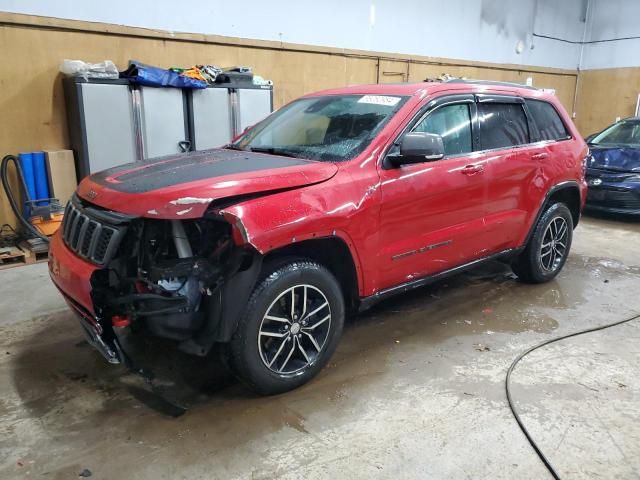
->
61, 199, 127, 266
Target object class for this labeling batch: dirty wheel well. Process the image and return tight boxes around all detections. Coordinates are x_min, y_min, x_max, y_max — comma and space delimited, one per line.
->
548, 186, 581, 227
263, 238, 360, 315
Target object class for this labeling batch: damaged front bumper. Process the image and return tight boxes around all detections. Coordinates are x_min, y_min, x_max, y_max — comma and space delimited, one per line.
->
76, 309, 121, 364
50, 199, 264, 368
59, 290, 122, 364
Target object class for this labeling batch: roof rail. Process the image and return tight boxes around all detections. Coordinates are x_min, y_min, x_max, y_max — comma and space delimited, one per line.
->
442, 79, 538, 90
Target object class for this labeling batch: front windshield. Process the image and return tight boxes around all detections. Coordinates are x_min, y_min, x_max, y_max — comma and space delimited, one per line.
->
591, 121, 640, 146
232, 94, 408, 162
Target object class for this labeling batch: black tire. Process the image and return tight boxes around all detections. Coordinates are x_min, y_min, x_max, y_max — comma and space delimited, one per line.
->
512, 202, 574, 284
229, 259, 345, 395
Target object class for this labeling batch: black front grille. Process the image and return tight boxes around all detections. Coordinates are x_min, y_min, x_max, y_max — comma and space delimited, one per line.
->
93, 228, 115, 263
80, 222, 97, 256
588, 188, 640, 209
604, 190, 640, 209
61, 197, 129, 265
586, 171, 636, 183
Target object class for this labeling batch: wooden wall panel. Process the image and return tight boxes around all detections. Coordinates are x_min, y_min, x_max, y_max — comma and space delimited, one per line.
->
378, 59, 410, 83
0, 14, 579, 227
575, 68, 640, 136
0, 26, 379, 226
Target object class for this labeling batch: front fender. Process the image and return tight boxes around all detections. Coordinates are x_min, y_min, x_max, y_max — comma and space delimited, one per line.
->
218, 175, 380, 296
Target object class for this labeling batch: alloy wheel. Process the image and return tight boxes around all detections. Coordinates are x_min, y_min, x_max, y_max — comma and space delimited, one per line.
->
258, 284, 332, 374
539, 217, 569, 272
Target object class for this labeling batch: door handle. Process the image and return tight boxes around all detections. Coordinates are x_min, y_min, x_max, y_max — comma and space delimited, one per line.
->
461, 164, 484, 175
532, 152, 548, 161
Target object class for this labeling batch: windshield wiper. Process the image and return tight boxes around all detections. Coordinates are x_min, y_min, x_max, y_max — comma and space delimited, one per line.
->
248, 147, 300, 158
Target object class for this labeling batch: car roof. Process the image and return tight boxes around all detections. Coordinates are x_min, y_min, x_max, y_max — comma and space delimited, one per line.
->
306, 80, 555, 102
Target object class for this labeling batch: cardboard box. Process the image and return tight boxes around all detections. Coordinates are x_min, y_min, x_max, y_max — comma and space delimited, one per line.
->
45, 150, 77, 206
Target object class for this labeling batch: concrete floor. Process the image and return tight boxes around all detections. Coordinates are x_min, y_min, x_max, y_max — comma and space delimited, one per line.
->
1, 215, 639, 480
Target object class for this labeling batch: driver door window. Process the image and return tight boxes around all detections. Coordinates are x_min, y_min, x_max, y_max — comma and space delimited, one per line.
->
412, 104, 473, 156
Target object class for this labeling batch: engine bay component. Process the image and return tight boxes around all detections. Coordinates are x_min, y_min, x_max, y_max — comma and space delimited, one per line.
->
83, 206, 258, 355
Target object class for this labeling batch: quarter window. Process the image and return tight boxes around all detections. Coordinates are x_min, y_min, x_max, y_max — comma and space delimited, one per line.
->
478, 103, 529, 150
525, 99, 570, 141
412, 104, 473, 156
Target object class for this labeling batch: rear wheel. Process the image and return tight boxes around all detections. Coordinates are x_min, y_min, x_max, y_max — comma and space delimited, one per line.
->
230, 259, 344, 395
512, 202, 573, 283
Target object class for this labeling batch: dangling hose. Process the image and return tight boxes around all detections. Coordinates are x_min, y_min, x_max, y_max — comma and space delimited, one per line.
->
1, 154, 50, 243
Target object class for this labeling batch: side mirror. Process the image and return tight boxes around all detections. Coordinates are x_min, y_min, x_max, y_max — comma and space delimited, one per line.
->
390, 132, 445, 166
584, 134, 595, 144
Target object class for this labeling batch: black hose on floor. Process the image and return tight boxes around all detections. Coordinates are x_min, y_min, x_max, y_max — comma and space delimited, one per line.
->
1, 154, 49, 243
506, 312, 640, 479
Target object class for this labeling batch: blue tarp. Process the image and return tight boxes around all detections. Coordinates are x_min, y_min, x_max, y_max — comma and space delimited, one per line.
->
122, 61, 207, 89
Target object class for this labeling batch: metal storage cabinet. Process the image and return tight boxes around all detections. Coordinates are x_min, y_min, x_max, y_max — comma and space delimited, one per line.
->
189, 87, 233, 150
65, 78, 274, 180
63, 77, 137, 180
236, 87, 273, 133
190, 85, 273, 150
138, 86, 190, 158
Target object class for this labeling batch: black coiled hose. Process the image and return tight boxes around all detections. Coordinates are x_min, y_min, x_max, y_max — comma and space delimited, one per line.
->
506, 312, 640, 479
1, 154, 50, 243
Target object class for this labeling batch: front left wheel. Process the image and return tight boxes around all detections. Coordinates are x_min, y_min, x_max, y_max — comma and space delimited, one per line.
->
229, 259, 345, 395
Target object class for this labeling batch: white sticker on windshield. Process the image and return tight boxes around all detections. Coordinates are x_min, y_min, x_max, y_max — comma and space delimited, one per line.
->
358, 95, 401, 106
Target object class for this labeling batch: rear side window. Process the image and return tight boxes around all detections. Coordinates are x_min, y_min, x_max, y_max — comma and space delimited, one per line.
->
412, 103, 473, 156
525, 99, 570, 141
478, 103, 529, 150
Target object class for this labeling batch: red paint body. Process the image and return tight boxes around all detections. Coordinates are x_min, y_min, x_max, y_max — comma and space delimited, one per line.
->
50, 82, 587, 314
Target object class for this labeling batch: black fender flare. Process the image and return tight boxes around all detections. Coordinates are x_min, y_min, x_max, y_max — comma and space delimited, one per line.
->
522, 180, 582, 249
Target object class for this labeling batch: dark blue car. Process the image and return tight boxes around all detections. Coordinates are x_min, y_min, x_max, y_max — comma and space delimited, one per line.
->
586, 117, 640, 216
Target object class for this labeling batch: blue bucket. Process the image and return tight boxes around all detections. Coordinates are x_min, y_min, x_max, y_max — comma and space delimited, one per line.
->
18, 152, 36, 200
32, 151, 50, 206
18, 152, 37, 214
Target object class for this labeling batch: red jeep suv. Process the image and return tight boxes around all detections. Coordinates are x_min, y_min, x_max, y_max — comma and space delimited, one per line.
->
49, 80, 588, 394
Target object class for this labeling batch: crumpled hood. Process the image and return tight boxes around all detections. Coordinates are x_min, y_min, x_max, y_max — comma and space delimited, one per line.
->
77, 149, 338, 219
588, 146, 640, 172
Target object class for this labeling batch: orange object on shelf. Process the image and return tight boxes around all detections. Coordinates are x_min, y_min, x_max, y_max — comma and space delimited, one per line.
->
31, 212, 64, 236
181, 67, 206, 81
